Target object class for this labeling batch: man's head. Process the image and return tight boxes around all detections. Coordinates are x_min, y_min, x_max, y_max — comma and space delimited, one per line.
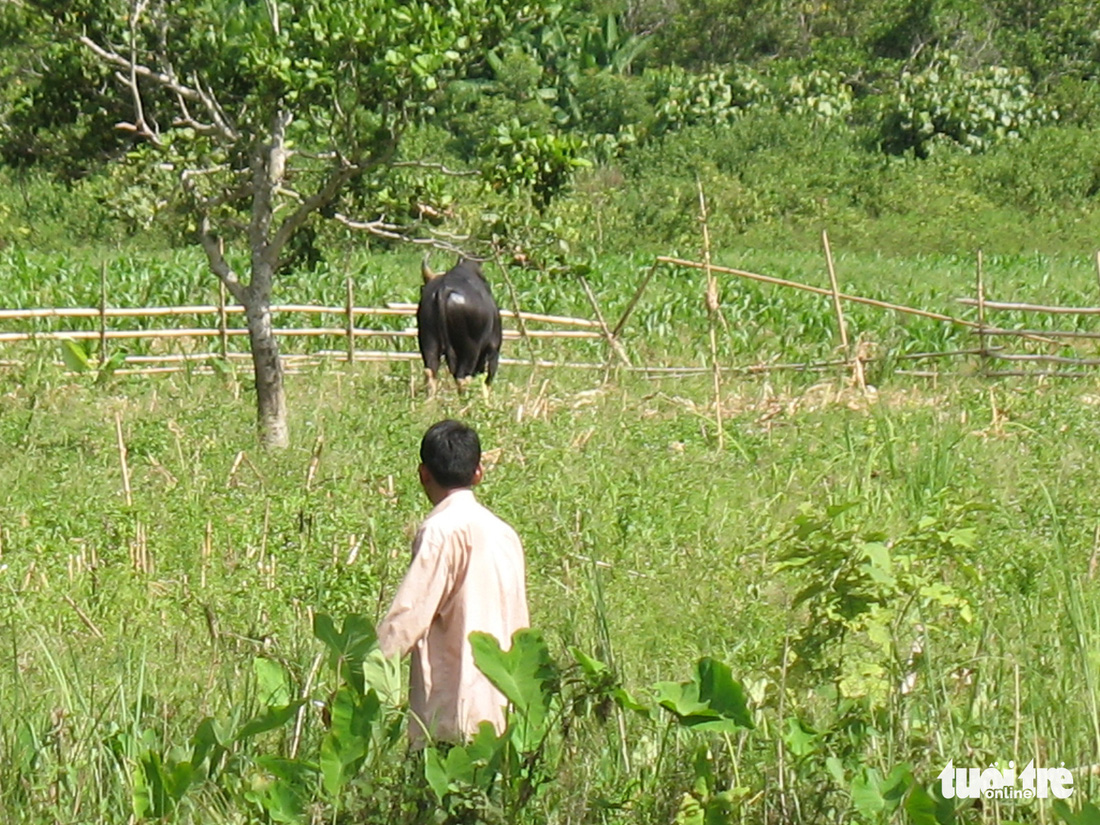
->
419, 420, 482, 499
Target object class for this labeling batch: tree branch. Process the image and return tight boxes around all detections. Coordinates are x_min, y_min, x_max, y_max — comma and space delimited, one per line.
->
77, 35, 239, 142
249, 109, 291, 261
330, 212, 470, 256
392, 160, 480, 177
266, 163, 357, 262
196, 216, 247, 304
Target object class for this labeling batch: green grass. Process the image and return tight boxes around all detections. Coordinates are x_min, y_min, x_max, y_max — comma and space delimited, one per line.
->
0, 342, 1098, 821
1, 238, 1100, 822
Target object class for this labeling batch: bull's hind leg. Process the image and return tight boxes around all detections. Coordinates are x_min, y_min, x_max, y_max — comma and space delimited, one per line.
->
418, 335, 443, 399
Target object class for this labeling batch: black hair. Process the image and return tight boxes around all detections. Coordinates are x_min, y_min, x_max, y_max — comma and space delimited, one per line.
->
420, 420, 481, 489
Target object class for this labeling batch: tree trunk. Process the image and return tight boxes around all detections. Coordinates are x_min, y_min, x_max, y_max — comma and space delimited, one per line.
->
245, 294, 289, 449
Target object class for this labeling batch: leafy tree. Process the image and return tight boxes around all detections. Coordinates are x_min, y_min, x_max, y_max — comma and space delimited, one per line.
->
25, 0, 546, 447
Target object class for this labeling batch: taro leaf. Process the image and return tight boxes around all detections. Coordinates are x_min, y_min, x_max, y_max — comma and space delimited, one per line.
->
60, 338, 91, 373
190, 716, 233, 776
851, 767, 885, 817
96, 349, 128, 385
424, 722, 504, 804
235, 700, 304, 741
319, 686, 380, 796
470, 629, 556, 752
612, 686, 650, 715
570, 646, 608, 679
571, 646, 648, 714
783, 717, 819, 757
905, 784, 945, 825
882, 762, 914, 804
246, 756, 314, 824
424, 746, 451, 803
254, 657, 293, 708
696, 658, 753, 728
133, 750, 193, 819
850, 762, 912, 818
1053, 801, 1100, 825
313, 613, 376, 694
825, 756, 846, 786
656, 658, 753, 733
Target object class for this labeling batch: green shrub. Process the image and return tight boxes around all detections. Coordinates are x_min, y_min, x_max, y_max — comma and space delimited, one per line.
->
878, 51, 1056, 157
968, 124, 1100, 212
645, 65, 771, 136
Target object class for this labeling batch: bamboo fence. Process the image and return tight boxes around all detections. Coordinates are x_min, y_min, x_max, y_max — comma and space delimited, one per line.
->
2, 253, 1100, 380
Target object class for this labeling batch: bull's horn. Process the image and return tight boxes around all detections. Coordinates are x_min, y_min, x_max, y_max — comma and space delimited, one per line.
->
421, 254, 439, 283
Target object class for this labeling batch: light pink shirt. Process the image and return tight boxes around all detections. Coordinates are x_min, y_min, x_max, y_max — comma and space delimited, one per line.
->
377, 489, 529, 747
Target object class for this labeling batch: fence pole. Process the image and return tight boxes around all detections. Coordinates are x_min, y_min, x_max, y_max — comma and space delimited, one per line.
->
578, 275, 630, 371
976, 249, 987, 376
822, 230, 865, 390
611, 260, 659, 339
492, 252, 537, 367
99, 262, 108, 366
218, 281, 229, 360
697, 179, 724, 450
345, 277, 355, 363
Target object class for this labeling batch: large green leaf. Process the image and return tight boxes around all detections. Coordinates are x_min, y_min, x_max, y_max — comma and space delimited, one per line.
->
319, 686, 380, 796
470, 628, 556, 751
190, 716, 233, 776
254, 657, 293, 708
60, 338, 91, 373
424, 721, 504, 804
132, 750, 193, 819
313, 613, 377, 694
235, 701, 304, 741
656, 657, 753, 733
1054, 800, 1100, 825
245, 756, 315, 824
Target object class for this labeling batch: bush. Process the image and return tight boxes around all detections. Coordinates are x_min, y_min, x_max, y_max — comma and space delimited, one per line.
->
878, 51, 1056, 157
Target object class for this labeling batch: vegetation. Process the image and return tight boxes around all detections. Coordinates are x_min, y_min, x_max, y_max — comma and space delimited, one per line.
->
0, 247, 1099, 823
3, 0, 1100, 821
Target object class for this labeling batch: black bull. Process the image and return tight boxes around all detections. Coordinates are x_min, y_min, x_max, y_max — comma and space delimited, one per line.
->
417, 258, 503, 387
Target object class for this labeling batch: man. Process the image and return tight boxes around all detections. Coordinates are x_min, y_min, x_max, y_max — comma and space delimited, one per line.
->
377, 420, 529, 748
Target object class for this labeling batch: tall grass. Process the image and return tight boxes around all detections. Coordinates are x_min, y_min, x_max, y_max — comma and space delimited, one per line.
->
0, 355, 1097, 821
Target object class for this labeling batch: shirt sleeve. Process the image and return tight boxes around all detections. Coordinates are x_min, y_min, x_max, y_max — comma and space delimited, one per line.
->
376, 525, 452, 658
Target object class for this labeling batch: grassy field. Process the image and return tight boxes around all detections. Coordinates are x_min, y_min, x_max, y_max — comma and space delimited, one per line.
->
0, 246, 1099, 823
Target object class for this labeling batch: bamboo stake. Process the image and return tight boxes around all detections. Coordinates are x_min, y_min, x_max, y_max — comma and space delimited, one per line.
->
386, 302, 601, 328
976, 250, 987, 377
611, 260, 660, 339
985, 370, 1094, 378
115, 412, 132, 508
659, 255, 1062, 345
492, 252, 537, 366
305, 435, 324, 493
956, 298, 1100, 315
0, 325, 595, 344
578, 275, 631, 367
987, 352, 1100, 365
290, 652, 325, 759
698, 180, 725, 450
973, 328, 1100, 340
62, 594, 105, 640
822, 231, 865, 390
1095, 251, 1100, 296
218, 281, 229, 359
345, 277, 355, 363
42, 345, 1013, 380
0, 302, 601, 326
99, 262, 108, 366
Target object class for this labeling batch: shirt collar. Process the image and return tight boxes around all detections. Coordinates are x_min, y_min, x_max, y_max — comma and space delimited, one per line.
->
430, 487, 476, 516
